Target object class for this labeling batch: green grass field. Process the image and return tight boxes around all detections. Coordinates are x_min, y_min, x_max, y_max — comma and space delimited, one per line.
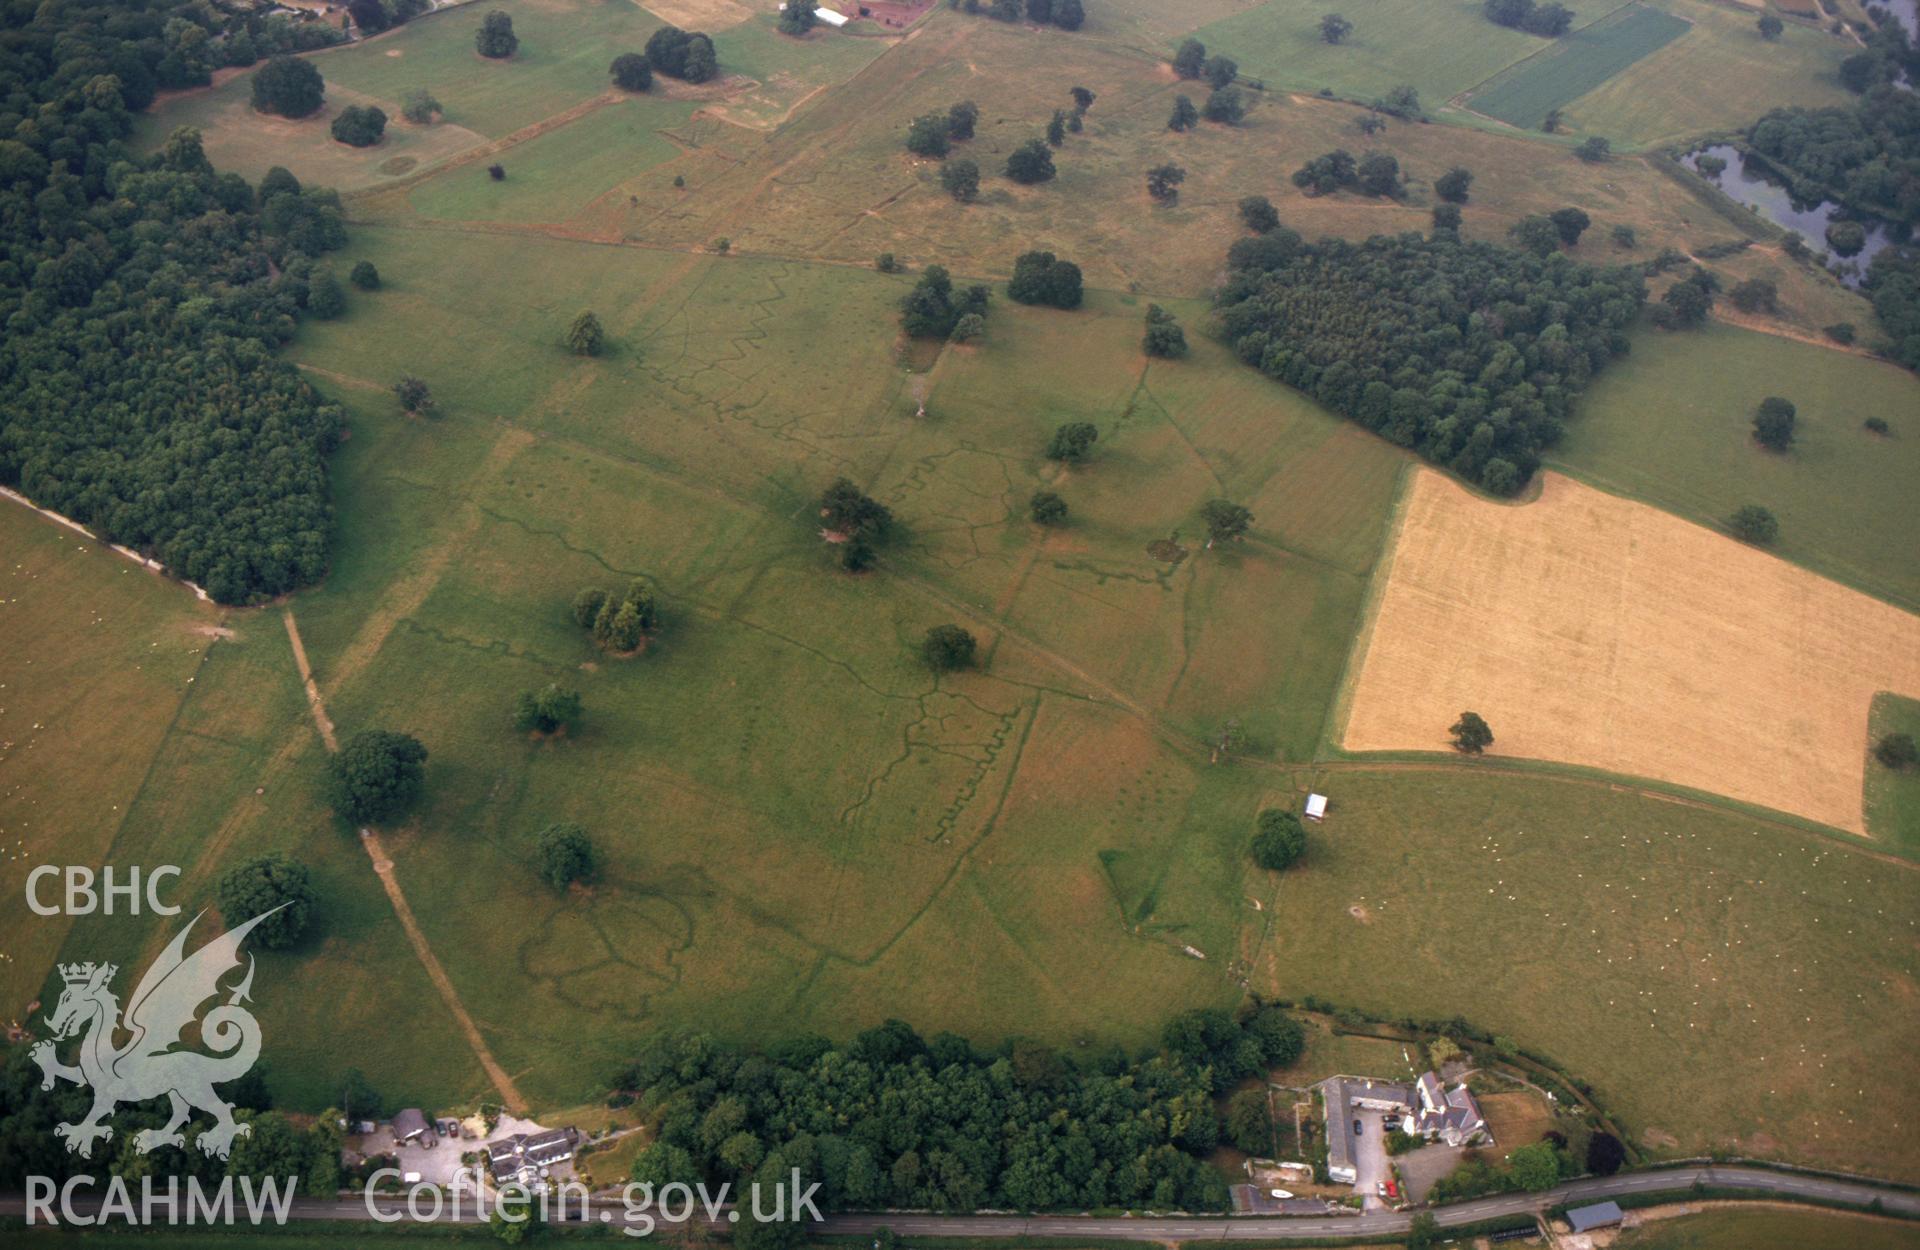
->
1190, 0, 1558, 108
1865, 694, 1920, 854
1550, 321, 1920, 610
15, 0, 1920, 1191
1614, 1208, 1920, 1250
1561, 0, 1857, 148
1467, 4, 1693, 131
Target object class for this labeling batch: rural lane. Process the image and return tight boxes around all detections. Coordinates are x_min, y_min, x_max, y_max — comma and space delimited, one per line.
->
4, 1165, 1915, 1236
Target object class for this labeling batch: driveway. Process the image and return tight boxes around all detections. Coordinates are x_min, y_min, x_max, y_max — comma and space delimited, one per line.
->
1396, 1142, 1466, 1204
1350, 1112, 1394, 1209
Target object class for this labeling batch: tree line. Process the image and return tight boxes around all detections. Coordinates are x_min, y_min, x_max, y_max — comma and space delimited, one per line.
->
945, 0, 1087, 32
1214, 228, 1646, 494
616, 1006, 1305, 1216
1745, 85, 1920, 228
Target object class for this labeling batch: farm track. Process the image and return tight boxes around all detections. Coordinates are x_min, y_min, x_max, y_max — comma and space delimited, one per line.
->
284, 607, 529, 1112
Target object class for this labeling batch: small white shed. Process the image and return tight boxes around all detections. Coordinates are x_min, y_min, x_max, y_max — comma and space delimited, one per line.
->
1303, 793, 1328, 821
785, 2, 848, 25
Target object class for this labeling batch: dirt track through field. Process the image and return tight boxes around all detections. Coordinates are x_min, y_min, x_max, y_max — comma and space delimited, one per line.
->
1339, 469, 1920, 834
284, 607, 527, 1112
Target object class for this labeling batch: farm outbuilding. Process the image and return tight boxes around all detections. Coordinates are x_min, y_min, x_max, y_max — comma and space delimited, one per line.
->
784, 2, 849, 24
1566, 1201, 1624, 1233
1304, 793, 1328, 821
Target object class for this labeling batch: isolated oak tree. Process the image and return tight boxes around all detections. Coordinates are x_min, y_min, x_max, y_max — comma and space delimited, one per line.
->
1146, 163, 1186, 203
778, 0, 818, 35
1007, 137, 1057, 183
1168, 94, 1198, 131
1434, 167, 1473, 203
922, 624, 978, 672
567, 310, 605, 356
215, 853, 317, 949
1728, 504, 1778, 545
324, 730, 428, 823
1250, 809, 1306, 871
1320, 12, 1353, 43
611, 53, 653, 91
1200, 498, 1251, 546
1045, 421, 1098, 463
1029, 490, 1068, 525
476, 10, 518, 58
940, 157, 981, 202
1142, 304, 1187, 358
514, 684, 583, 734
1171, 38, 1206, 78
536, 823, 598, 889
1239, 195, 1279, 233
1876, 732, 1918, 769
1753, 396, 1796, 451
251, 56, 324, 117
394, 374, 435, 416
1758, 12, 1783, 38
1448, 711, 1493, 754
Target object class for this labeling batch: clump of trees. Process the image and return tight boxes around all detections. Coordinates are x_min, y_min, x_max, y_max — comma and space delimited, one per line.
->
537, 823, 598, 889
1728, 277, 1778, 313
216, 853, 317, 949
614, 1007, 1302, 1214
1865, 247, 1920, 373
1651, 266, 1716, 330
351, 261, 382, 290
1239, 195, 1279, 233
820, 478, 894, 571
1250, 809, 1306, 871
395, 374, 436, 416
1448, 711, 1493, 754
922, 624, 978, 672
611, 52, 653, 91
1200, 499, 1251, 546
1574, 136, 1611, 163
1752, 396, 1796, 451
476, 10, 518, 58
574, 579, 660, 653
402, 88, 443, 123
1747, 87, 1920, 230
1216, 230, 1645, 493
1142, 305, 1188, 358
1146, 163, 1186, 203
514, 684, 583, 735
330, 104, 387, 147
1320, 12, 1353, 43
253, 56, 325, 117
948, 0, 1086, 30
1435, 167, 1473, 203
1290, 149, 1357, 195
1006, 138, 1058, 184
902, 265, 991, 338
647, 24, 718, 83
1728, 503, 1779, 545
1483, 0, 1574, 37
1045, 421, 1099, 463
1203, 87, 1247, 125
1029, 490, 1068, 524
1168, 94, 1198, 131
1008, 251, 1083, 308
324, 730, 428, 824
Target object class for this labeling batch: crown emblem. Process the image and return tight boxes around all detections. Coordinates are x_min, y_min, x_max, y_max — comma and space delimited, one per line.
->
58, 962, 114, 985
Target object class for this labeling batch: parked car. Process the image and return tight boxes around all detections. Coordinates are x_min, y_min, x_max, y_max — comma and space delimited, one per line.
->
1268, 1189, 1294, 1200
1386, 1179, 1399, 1199
1353, 1119, 1363, 1135
1375, 1181, 1387, 1197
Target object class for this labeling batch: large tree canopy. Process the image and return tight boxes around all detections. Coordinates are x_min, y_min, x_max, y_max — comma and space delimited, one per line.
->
1215, 230, 1645, 493
0, 1, 350, 604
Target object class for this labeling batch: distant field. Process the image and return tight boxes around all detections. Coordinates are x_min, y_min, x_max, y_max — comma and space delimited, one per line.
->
0, 503, 212, 1022
1614, 1208, 1920, 1250
1865, 694, 1920, 854
1561, 0, 1856, 147
1551, 322, 1920, 610
1339, 469, 1920, 834
407, 97, 692, 222
1467, 4, 1692, 130
1189, 0, 1557, 108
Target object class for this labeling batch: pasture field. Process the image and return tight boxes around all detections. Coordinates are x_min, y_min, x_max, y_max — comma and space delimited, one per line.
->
1338, 469, 1920, 835
1189, 0, 1565, 112
1466, 4, 1694, 132
1250, 766, 1920, 1175
1613, 1208, 1920, 1250
1561, 0, 1856, 148
1551, 321, 1920, 610
1865, 695, 1920, 854
0, 503, 214, 1025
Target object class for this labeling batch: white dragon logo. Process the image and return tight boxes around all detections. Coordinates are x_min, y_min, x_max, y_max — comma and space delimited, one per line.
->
30, 907, 282, 1160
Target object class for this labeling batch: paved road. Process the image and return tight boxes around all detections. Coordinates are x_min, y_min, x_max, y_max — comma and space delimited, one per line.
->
4, 1165, 1914, 1237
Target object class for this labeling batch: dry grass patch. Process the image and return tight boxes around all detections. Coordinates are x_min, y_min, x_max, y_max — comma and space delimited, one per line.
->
1339, 469, 1920, 834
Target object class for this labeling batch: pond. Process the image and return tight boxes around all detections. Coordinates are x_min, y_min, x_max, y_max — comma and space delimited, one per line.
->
1683, 143, 1908, 288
